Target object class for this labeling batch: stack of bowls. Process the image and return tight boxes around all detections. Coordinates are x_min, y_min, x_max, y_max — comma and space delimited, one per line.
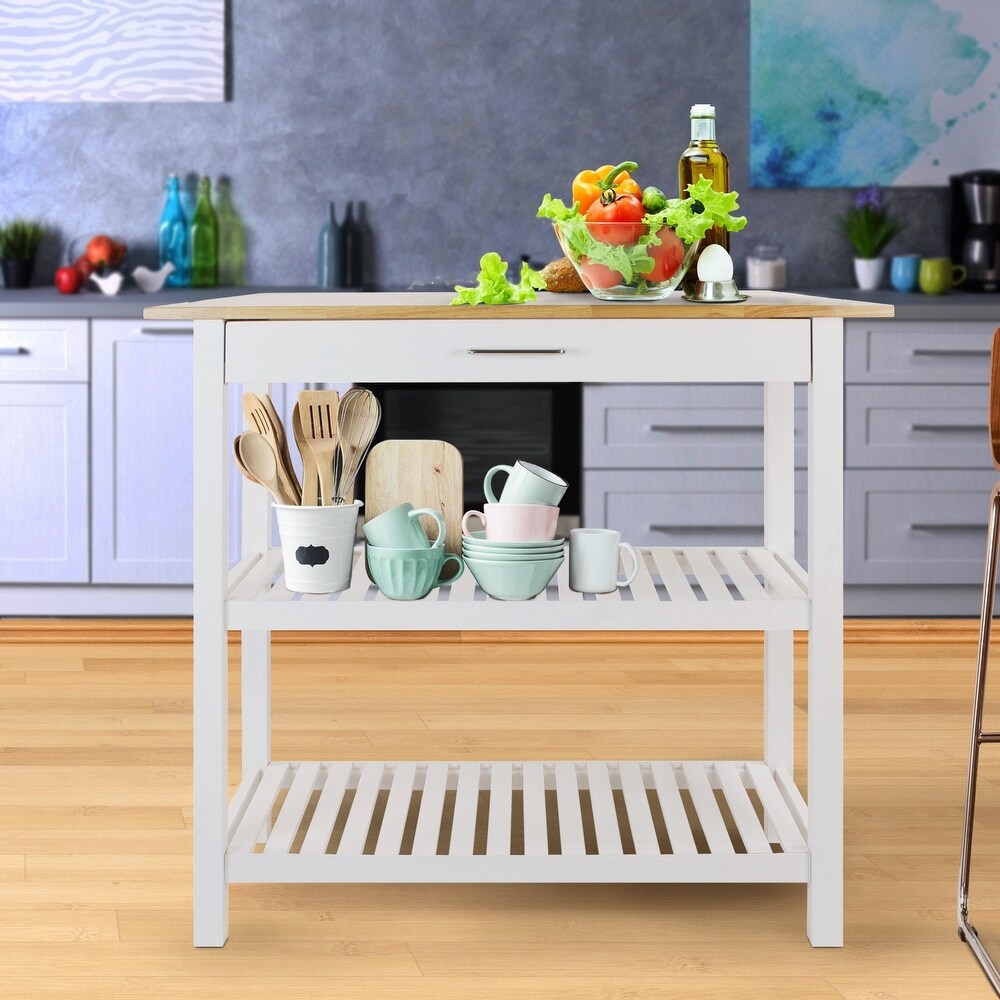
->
462, 461, 568, 601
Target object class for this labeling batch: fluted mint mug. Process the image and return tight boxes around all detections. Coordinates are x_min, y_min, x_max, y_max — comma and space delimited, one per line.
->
363, 502, 446, 549
484, 461, 568, 506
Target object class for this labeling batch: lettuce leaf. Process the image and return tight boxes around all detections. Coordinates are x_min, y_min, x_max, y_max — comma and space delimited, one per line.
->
450, 252, 546, 306
654, 175, 748, 243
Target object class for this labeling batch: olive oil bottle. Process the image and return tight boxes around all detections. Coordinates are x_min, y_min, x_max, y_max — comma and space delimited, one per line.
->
678, 104, 729, 292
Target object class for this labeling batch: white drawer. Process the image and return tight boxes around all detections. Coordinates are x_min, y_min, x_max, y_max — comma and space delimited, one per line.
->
0, 319, 88, 381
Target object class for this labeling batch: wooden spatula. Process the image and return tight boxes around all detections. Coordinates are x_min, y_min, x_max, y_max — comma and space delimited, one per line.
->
296, 389, 341, 505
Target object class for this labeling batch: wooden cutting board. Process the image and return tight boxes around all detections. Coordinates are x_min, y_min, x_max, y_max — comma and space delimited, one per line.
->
364, 440, 464, 578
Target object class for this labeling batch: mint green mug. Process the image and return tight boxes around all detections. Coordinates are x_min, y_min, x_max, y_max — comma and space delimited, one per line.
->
363, 502, 446, 549
367, 545, 464, 600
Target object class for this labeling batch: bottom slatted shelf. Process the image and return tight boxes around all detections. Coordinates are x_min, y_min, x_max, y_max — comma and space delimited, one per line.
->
226, 760, 809, 884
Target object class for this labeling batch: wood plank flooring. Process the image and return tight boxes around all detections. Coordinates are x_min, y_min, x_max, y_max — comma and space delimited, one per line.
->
0, 620, 997, 998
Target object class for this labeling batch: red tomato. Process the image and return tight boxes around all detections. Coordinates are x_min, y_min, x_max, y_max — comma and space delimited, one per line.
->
585, 192, 646, 245
579, 258, 622, 289
645, 227, 686, 283
54, 265, 81, 294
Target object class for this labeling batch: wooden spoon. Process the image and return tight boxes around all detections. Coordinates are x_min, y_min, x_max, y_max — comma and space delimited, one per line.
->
232, 434, 261, 486
238, 431, 293, 505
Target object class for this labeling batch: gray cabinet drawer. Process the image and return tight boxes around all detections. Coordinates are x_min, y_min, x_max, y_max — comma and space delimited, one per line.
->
583, 470, 806, 562
845, 385, 990, 468
845, 320, 995, 384
845, 470, 998, 584
0, 319, 88, 382
584, 384, 807, 469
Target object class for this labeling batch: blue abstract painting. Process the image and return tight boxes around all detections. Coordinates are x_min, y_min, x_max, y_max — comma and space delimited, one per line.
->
751, 0, 999, 186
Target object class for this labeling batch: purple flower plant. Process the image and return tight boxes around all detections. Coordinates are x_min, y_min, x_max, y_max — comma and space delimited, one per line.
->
842, 183, 902, 258
854, 184, 883, 212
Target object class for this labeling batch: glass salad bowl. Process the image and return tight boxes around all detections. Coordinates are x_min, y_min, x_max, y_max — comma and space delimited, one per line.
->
551, 220, 699, 301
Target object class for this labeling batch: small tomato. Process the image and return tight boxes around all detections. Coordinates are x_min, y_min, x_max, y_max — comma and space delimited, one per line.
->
585, 193, 646, 245
645, 227, 686, 283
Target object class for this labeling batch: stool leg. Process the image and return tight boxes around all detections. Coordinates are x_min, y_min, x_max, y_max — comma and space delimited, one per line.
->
959, 485, 1000, 995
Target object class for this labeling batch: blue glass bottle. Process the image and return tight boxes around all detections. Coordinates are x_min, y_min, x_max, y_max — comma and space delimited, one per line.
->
158, 175, 190, 287
317, 201, 342, 288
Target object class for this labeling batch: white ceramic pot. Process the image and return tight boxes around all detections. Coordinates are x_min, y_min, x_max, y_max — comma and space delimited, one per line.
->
273, 500, 362, 594
853, 257, 886, 291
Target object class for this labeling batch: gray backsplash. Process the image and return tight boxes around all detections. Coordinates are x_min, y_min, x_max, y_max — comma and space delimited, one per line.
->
0, 0, 953, 290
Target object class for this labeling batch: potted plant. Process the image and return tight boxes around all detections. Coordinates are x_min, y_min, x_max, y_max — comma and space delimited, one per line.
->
841, 185, 902, 291
0, 218, 45, 289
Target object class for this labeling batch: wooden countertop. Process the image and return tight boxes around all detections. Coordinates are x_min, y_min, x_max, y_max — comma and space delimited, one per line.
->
145, 290, 895, 321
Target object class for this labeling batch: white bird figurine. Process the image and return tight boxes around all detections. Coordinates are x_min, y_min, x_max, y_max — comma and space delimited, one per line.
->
132, 262, 175, 293
89, 270, 124, 296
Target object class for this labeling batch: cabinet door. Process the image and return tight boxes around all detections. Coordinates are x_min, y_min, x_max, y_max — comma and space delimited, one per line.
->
0, 383, 89, 582
91, 320, 193, 584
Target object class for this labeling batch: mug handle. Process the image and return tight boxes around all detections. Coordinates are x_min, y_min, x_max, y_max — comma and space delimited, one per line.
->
462, 510, 486, 537
435, 553, 464, 587
616, 542, 640, 588
953, 264, 968, 286
484, 464, 513, 504
409, 507, 447, 548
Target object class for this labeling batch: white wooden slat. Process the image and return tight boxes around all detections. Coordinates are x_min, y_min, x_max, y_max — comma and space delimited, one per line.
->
340, 549, 375, 602
586, 763, 622, 855
299, 591, 334, 602
626, 551, 660, 603
374, 762, 418, 857
227, 769, 262, 843
264, 761, 320, 854
412, 762, 449, 857
714, 549, 769, 601
649, 549, 697, 602
487, 762, 513, 856
714, 761, 771, 855
682, 762, 735, 855
618, 762, 659, 855
775, 551, 809, 592
337, 761, 384, 856
227, 552, 261, 593
299, 761, 353, 855
265, 575, 295, 601
649, 762, 697, 855
449, 762, 482, 857
443, 564, 477, 603
775, 766, 809, 833
229, 549, 283, 601
554, 557, 584, 601
683, 548, 733, 603
746, 761, 808, 852
745, 548, 805, 600
522, 762, 548, 856
554, 762, 585, 856
229, 762, 289, 854
594, 588, 621, 602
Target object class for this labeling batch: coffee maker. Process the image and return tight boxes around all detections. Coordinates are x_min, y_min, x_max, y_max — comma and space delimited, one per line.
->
950, 170, 1000, 291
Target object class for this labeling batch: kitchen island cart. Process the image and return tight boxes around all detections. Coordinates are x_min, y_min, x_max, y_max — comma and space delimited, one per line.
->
146, 290, 893, 948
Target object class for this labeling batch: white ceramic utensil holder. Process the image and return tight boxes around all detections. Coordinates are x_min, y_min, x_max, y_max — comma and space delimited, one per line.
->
273, 500, 362, 594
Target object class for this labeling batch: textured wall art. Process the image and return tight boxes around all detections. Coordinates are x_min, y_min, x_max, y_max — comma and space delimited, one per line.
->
0, 0, 224, 102
751, 0, 999, 186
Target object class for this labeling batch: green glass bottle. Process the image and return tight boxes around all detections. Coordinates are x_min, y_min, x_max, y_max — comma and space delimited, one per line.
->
190, 176, 218, 287
216, 176, 246, 286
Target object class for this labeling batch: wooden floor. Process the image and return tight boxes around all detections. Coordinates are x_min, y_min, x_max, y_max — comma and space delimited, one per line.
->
1, 620, 999, 999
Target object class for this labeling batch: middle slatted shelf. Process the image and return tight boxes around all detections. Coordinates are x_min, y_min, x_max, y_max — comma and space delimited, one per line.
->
226, 760, 809, 884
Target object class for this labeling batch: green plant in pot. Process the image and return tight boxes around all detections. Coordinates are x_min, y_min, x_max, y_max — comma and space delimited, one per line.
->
841, 185, 903, 292
0, 218, 45, 289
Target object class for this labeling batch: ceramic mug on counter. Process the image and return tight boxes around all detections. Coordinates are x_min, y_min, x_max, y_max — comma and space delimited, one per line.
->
919, 258, 967, 295
462, 503, 559, 542
363, 501, 446, 549
890, 254, 921, 293
367, 545, 464, 601
484, 461, 568, 506
568, 528, 639, 594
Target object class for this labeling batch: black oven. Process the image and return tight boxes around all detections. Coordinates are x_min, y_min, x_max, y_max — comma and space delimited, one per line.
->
358, 383, 582, 515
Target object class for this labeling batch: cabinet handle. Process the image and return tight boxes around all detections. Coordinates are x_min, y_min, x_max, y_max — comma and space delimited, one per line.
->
649, 423, 765, 433
650, 524, 763, 533
911, 348, 989, 358
909, 523, 982, 532
139, 326, 192, 336
466, 348, 565, 355
0, 345, 27, 356
911, 423, 983, 433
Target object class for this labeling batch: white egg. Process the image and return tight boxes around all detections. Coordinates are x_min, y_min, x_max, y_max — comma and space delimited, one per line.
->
697, 244, 734, 282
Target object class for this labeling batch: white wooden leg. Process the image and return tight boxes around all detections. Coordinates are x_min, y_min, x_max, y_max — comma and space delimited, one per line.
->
763, 381, 796, 841
193, 320, 229, 947
806, 318, 844, 947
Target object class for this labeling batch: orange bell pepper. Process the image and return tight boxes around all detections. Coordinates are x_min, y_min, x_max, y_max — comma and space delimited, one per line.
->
572, 161, 642, 213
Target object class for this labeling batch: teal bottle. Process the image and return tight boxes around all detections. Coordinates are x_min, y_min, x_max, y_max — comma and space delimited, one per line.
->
158, 175, 190, 287
190, 176, 218, 288
317, 201, 342, 288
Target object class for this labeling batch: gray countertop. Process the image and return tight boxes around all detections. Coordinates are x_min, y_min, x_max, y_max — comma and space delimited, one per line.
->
1, 284, 999, 321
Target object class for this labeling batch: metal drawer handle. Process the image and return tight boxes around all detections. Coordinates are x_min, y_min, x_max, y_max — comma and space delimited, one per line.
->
0, 345, 27, 356
650, 524, 763, 533
140, 326, 192, 336
911, 423, 983, 433
911, 348, 990, 358
909, 523, 982, 532
467, 348, 565, 355
649, 423, 765, 433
